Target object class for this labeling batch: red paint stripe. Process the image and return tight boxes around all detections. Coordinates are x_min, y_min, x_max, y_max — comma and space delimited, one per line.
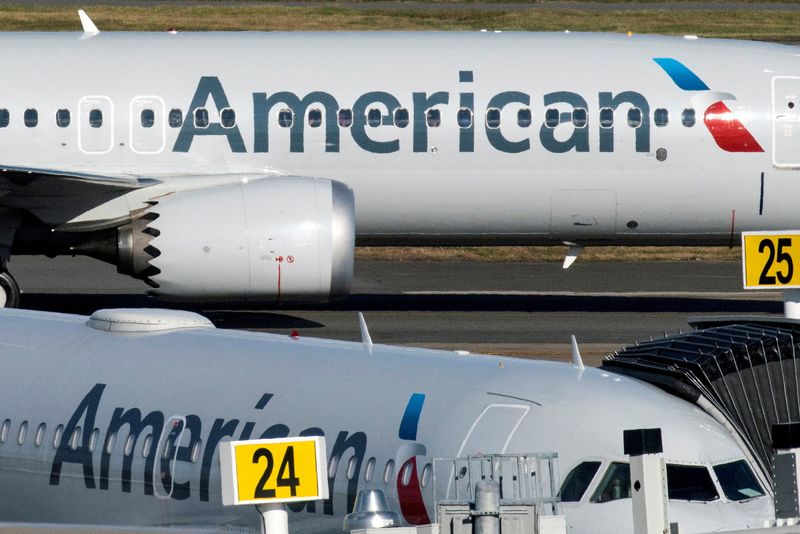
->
703, 101, 763, 153
396, 458, 431, 525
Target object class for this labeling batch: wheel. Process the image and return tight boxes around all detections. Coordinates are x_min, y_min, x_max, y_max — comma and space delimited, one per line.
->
0, 270, 20, 308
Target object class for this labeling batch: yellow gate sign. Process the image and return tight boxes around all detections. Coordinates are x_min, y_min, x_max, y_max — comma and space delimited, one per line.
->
220, 436, 328, 506
742, 231, 800, 289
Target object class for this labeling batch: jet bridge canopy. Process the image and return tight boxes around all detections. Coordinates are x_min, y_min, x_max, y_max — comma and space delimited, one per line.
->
602, 318, 800, 487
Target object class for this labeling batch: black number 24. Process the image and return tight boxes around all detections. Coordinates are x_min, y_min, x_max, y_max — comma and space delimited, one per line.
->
759, 238, 794, 285
253, 446, 302, 498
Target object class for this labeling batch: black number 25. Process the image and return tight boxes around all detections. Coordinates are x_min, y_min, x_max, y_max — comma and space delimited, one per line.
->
253, 446, 302, 498
759, 238, 794, 285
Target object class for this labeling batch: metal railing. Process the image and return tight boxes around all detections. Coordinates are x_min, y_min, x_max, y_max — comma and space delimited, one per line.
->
432, 453, 561, 519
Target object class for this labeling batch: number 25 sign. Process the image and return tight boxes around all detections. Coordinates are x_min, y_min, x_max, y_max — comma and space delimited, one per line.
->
742, 231, 800, 289
220, 436, 328, 506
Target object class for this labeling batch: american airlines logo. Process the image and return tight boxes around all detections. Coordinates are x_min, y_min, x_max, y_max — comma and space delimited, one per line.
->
654, 57, 763, 153
172, 74, 659, 156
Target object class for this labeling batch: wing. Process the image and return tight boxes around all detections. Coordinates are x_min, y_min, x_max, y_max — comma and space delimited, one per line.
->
0, 165, 160, 225
0, 524, 248, 534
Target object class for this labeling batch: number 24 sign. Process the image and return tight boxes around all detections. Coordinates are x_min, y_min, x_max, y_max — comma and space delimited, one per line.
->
220, 436, 328, 506
742, 232, 800, 289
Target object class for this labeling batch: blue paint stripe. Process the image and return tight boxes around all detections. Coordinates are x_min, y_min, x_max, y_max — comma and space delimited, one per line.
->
399, 393, 426, 440
653, 58, 709, 91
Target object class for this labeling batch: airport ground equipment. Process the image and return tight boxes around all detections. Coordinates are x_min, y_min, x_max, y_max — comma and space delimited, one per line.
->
623, 428, 670, 534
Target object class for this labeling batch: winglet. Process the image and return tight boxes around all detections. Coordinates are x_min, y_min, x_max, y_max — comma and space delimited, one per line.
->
563, 241, 583, 269
78, 10, 99, 35
358, 312, 373, 355
570, 335, 585, 370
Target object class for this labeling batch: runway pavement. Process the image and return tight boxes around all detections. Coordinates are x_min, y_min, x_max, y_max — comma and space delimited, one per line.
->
9, 255, 785, 365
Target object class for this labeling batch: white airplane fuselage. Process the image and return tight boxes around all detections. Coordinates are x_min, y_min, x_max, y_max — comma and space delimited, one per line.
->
1, 30, 798, 303
0, 309, 775, 533
1, 31, 797, 243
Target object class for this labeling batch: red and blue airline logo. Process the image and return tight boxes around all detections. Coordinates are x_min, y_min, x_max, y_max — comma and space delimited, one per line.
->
654, 57, 763, 153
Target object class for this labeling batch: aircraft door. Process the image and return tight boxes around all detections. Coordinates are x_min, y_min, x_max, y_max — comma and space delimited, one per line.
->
447, 404, 530, 498
772, 76, 800, 168
153, 416, 186, 499
79, 96, 114, 154
130, 96, 165, 154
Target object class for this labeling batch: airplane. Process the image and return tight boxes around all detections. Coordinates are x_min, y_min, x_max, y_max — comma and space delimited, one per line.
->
2, 18, 800, 306
0, 307, 775, 533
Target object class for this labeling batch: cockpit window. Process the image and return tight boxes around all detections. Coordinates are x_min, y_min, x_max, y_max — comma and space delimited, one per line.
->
667, 464, 719, 502
713, 460, 765, 501
591, 462, 630, 503
560, 461, 601, 502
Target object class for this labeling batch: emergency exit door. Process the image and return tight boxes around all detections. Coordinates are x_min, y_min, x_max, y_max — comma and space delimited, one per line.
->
79, 96, 113, 154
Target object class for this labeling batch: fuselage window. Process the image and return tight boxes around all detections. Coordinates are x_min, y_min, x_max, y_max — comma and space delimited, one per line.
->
105, 432, 117, 455
52, 424, 63, 448
654, 108, 669, 127
168, 108, 183, 128
56, 109, 71, 128
338, 109, 353, 128
0, 109, 9, 128
421, 463, 432, 488
627, 108, 642, 128
278, 109, 293, 128
0, 419, 9, 443
124, 434, 135, 457
307, 109, 322, 128
666, 464, 718, 501
599, 107, 613, 128
17, 421, 28, 445
88, 109, 102, 128
142, 434, 152, 458
140, 109, 155, 128
89, 428, 99, 453
591, 462, 630, 503
427, 109, 441, 128
560, 461, 602, 502
364, 457, 376, 482
328, 455, 340, 478
346, 456, 358, 480
367, 108, 382, 128
24, 109, 38, 128
517, 108, 532, 128
34, 423, 46, 447
191, 439, 203, 463
193, 108, 209, 129
713, 460, 765, 501
544, 108, 560, 128
457, 108, 473, 129
394, 108, 410, 128
69, 426, 81, 450
682, 108, 696, 127
400, 461, 413, 486
572, 108, 588, 128
221, 108, 236, 128
486, 108, 501, 129
383, 459, 395, 485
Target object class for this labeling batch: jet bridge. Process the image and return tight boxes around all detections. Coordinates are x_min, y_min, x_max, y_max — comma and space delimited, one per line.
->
602, 317, 800, 489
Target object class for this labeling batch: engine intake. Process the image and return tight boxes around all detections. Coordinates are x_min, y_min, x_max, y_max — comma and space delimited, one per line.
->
117, 177, 354, 303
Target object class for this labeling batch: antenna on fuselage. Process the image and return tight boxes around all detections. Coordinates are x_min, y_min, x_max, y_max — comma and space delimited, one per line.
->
78, 10, 99, 36
570, 334, 585, 370
358, 312, 373, 355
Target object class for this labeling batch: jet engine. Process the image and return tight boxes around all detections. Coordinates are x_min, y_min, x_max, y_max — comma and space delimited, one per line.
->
116, 177, 354, 303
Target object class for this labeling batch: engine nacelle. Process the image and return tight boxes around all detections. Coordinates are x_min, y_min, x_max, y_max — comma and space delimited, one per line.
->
118, 177, 355, 303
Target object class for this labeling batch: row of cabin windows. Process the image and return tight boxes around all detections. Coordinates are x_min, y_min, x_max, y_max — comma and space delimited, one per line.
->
0, 418, 202, 463
273, 106, 691, 130
0, 106, 697, 131
0, 417, 432, 487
